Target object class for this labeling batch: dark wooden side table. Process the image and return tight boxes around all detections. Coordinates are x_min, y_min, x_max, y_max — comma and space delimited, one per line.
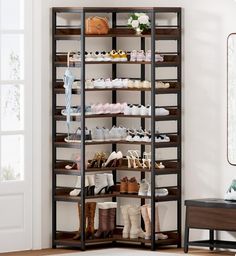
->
184, 198, 236, 253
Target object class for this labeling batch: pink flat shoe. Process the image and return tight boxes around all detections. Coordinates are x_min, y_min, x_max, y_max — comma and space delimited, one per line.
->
95, 103, 104, 114
111, 103, 122, 114
103, 103, 112, 114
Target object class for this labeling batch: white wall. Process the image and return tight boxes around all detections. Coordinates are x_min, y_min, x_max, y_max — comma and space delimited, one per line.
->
34, 0, 236, 249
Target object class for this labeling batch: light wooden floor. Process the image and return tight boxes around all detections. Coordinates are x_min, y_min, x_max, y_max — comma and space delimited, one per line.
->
0, 248, 235, 256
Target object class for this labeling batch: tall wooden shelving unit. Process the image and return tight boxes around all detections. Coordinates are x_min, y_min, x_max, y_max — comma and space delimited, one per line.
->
52, 7, 182, 251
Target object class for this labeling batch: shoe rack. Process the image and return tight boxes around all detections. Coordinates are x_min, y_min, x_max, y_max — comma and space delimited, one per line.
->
52, 7, 182, 251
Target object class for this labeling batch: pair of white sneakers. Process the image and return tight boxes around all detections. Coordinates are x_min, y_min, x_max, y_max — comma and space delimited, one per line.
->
92, 126, 127, 142
92, 78, 129, 89
124, 104, 169, 116
124, 104, 150, 116
130, 50, 164, 62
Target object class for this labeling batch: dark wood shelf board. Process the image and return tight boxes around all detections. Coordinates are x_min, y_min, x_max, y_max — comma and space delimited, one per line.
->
54, 28, 180, 40
54, 169, 81, 175
54, 230, 179, 247
53, 7, 181, 13
54, 188, 179, 202
54, 81, 180, 95
54, 135, 180, 149
54, 160, 180, 175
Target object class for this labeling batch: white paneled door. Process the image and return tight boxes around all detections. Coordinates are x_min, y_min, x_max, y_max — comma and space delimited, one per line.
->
0, 0, 32, 252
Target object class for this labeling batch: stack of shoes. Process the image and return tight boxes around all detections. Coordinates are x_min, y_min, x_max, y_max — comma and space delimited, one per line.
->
74, 202, 97, 240
92, 126, 127, 141
141, 151, 165, 169
130, 50, 164, 62
85, 78, 153, 89
124, 104, 150, 116
86, 78, 130, 89
61, 104, 170, 117
85, 50, 127, 62
87, 152, 107, 168
126, 129, 151, 142
64, 127, 92, 143
127, 80, 151, 89
69, 173, 114, 196
120, 176, 139, 194
94, 202, 117, 238
61, 105, 93, 116
124, 104, 169, 116
126, 150, 143, 169
156, 81, 170, 89
102, 151, 123, 168
148, 107, 170, 116
91, 102, 127, 114
120, 205, 145, 239
155, 134, 170, 143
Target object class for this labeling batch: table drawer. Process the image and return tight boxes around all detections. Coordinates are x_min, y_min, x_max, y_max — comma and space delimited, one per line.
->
187, 206, 236, 231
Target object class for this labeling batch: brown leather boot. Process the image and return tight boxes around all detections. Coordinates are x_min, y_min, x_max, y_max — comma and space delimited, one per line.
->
128, 177, 139, 194
94, 202, 110, 238
107, 203, 117, 237
120, 176, 128, 193
86, 202, 96, 239
73, 202, 89, 240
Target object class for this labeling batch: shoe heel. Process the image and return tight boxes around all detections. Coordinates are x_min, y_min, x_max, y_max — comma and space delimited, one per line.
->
117, 158, 123, 167
89, 185, 95, 196
85, 186, 89, 196
108, 185, 114, 194
127, 156, 131, 168
97, 186, 107, 195
111, 159, 117, 167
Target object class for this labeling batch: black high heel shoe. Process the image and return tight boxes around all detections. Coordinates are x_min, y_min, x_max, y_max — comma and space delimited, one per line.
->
88, 185, 95, 196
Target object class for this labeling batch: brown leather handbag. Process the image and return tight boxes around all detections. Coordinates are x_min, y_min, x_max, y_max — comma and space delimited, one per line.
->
85, 16, 109, 35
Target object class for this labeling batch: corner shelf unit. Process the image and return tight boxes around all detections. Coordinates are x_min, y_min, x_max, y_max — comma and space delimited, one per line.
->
52, 7, 182, 251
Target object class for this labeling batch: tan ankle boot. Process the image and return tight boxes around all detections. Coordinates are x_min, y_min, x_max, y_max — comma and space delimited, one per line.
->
121, 205, 131, 238
127, 177, 139, 194
128, 205, 145, 239
147, 204, 168, 240
120, 176, 128, 193
141, 204, 151, 239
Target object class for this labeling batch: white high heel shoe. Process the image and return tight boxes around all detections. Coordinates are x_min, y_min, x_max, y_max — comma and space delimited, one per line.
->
70, 175, 89, 196
142, 152, 151, 169
127, 150, 142, 169
102, 151, 117, 167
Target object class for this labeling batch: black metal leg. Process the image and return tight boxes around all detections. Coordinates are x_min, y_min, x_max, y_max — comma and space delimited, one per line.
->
184, 226, 189, 253
209, 229, 214, 251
